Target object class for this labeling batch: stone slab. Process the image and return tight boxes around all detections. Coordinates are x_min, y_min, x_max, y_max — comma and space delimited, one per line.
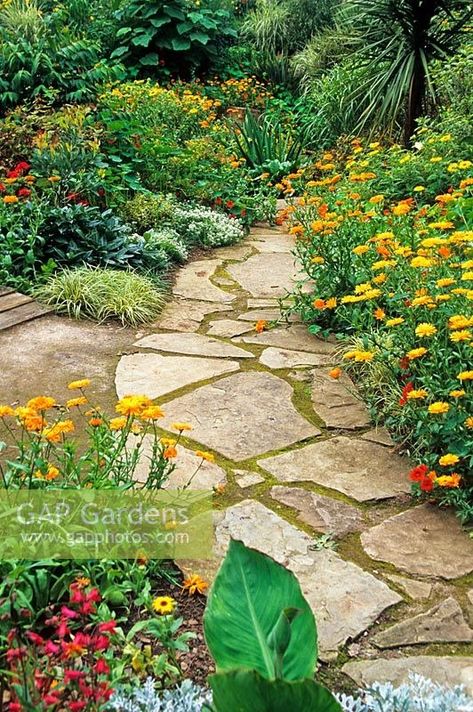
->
343, 657, 473, 695
383, 574, 432, 600
247, 299, 279, 308
235, 472, 265, 488
311, 370, 371, 430
361, 505, 473, 579
248, 233, 294, 253
115, 353, 239, 400
213, 500, 401, 658
259, 437, 410, 502
235, 324, 337, 355
260, 347, 332, 369
373, 597, 473, 648
238, 309, 283, 322
157, 300, 232, 332
226, 253, 299, 298
212, 243, 254, 261
135, 332, 253, 359
206, 320, 253, 338
270, 486, 364, 536
135, 437, 226, 490
160, 372, 320, 461
173, 259, 235, 303
361, 428, 395, 447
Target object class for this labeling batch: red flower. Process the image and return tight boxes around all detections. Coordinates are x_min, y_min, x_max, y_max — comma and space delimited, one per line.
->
98, 620, 116, 633
94, 658, 110, 675
70, 703, 87, 711
91, 634, 110, 652
9, 703, 21, 712
215, 197, 222, 205
44, 640, 60, 656
17, 187, 31, 198
61, 605, 78, 619
6, 647, 26, 663
0, 183, 6, 192
409, 464, 429, 482
399, 381, 414, 406
399, 356, 410, 370
26, 631, 44, 646
419, 473, 435, 492
64, 670, 85, 683
226, 200, 235, 209
42, 692, 61, 706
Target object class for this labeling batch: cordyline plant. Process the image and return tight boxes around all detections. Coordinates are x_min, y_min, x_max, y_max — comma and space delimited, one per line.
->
343, 0, 473, 143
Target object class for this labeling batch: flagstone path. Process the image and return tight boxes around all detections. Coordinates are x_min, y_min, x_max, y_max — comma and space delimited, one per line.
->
115, 225, 473, 693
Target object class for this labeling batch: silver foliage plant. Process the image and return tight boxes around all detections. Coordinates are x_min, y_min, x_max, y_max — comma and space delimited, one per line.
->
336, 674, 473, 712
109, 678, 212, 712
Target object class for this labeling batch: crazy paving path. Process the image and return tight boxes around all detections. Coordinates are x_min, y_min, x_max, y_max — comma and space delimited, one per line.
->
115, 225, 473, 692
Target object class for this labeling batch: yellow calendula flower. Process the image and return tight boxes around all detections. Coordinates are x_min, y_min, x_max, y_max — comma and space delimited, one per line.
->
353, 245, 369, 256
450, 390, 465, 398
407, 347, 427, 360
109, 416, 128, 431
462, 271, 473, 281
428, 401, 450, 414
435, 474, 461, 488
373, 273, 387, 284
0, 405, 15, 418
68, 379, 91, 390
465, 416, 473, 429
407, 389, 428, 400
449, 315, 472, 330
196, 450, 215, 462
353, 350, 375, 362
171, 422, 193, 432
450, 330, 471, 342
439, 453, 460, 467
34, 464, 60, 481
415, 323, 437, 338
66, 397, 88, 409
436, 277, 455, 288
411, 295, 434, 307
116, 395, 152, 416
311, 256, 325, 264
458, 370, 473, 381
410, 256, 435, 269
152, 596, 176, 615
386, 317, 404, 327
141, 406, 165, 420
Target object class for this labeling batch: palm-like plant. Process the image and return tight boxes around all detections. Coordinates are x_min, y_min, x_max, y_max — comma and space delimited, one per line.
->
344, 0, 473, 143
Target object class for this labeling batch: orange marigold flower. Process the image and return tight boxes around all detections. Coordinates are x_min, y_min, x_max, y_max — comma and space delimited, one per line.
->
374, 308, 386, 320
23, 415, 47, 432
329, 367, 342, 379
255, 319, 267, 333
163, 446, 177, 459
312, 298, 326, 310
435, 474, 461, 488
182, 574, 208, 596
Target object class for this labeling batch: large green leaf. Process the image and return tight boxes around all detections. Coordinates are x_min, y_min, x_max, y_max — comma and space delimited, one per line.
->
171, 37, 192, 51
210, 670, 341, 712
204, 539, 317, 681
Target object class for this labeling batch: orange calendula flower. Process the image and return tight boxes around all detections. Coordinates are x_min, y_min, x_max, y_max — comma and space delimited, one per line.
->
43, 420, 75, 442
255, 319, 267, 333
407, 347, 427, 360
27, 396, 56, 411
329, 367, 342, 379
23, 415, 47, 432
89, 417, 103, 427
163, 446, 177, 459
34, 464, 60, 481
182, 574, 208, 596
407, 389, 428, 400
3, 195, 19, 204
435, 474, 461, 488
312, 298, 326, 310
68, 379, 91, 390
171, 422, 192, 432
374, 308, 385, 320
449, 390, 465, 398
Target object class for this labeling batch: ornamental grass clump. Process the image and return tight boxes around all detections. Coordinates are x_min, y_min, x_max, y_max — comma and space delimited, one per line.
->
35, 266, 167, 326
288, 131, 473, 520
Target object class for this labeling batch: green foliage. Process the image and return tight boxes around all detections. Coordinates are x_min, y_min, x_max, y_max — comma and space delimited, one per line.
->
210, 670, 341, 712
119, 193, 177, 233
342, 0, 473, 141
35, 266, 167, 325
205, 540, 340, 712
204, 540, 317, 681
232, 109, 306, 178
111, 0, 237, 77
39, 204, 143, 269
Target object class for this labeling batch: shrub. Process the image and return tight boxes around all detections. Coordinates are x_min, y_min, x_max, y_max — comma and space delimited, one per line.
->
173, 205, 244, 247
111, 0, 237, 78
35, 266, 167, 326
119, 193, 177, 234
